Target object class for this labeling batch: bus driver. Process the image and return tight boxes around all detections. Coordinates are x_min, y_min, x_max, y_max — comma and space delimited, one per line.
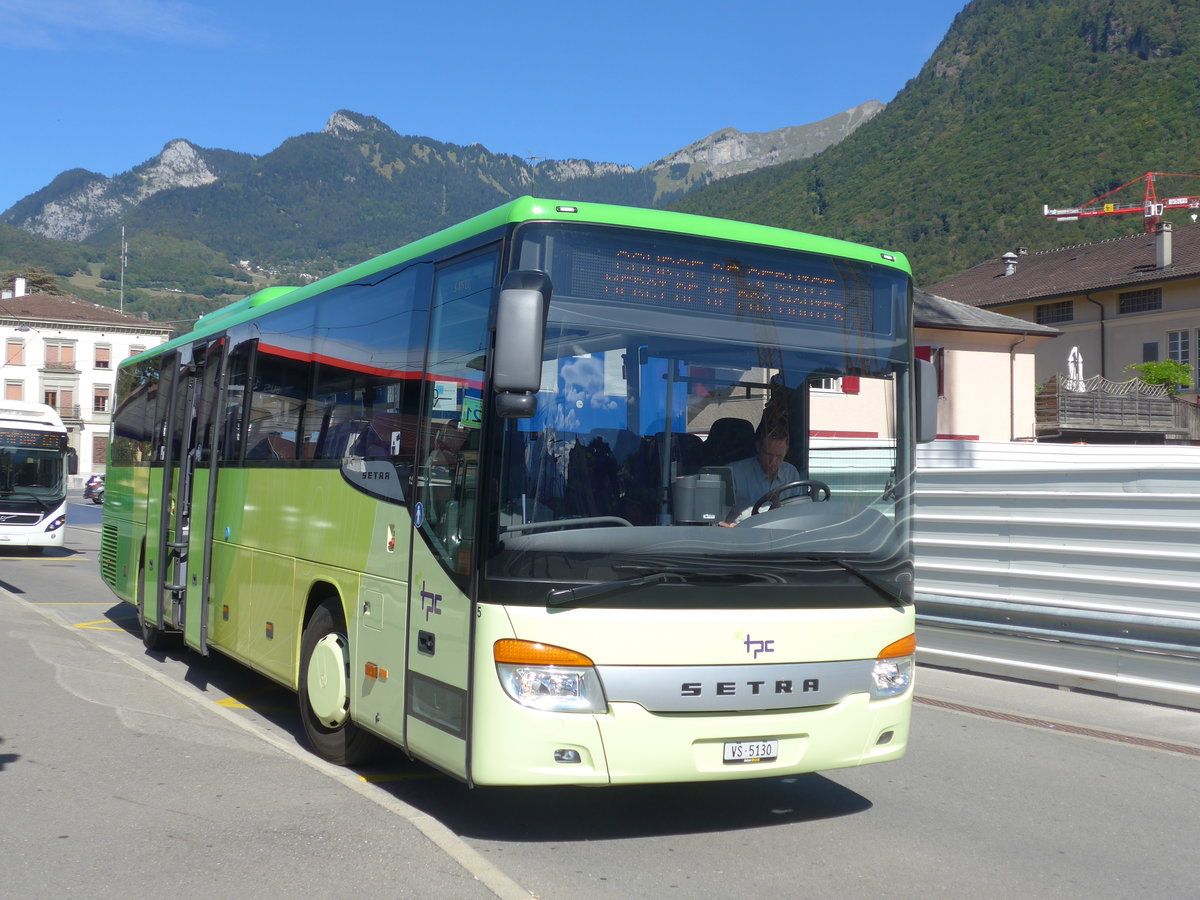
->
723, 422, 800, 524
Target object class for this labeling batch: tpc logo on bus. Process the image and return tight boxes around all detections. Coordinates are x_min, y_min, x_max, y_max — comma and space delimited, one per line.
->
420, 581, 443, 621
742, 633, 775, 658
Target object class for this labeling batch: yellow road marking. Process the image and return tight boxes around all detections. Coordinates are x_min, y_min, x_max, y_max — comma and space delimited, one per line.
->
74, 619, 127, 631
357, 772, 438, 783
216, 698, 294, 712
217, 685, 290, 711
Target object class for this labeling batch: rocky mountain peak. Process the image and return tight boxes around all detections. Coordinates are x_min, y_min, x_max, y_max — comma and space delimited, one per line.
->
650, 101, 885, 182
136, 140, 218, 198
537, 159, 637, 181
323, 110, 393, 138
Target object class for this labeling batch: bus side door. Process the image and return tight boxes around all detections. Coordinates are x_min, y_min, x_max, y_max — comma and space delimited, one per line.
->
144, 350, 187, 632
183, 339, 226, 653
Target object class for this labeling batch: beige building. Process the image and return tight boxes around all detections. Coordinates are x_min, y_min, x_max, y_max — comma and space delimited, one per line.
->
0, 286, 172, 478
912, 290, 1059, 441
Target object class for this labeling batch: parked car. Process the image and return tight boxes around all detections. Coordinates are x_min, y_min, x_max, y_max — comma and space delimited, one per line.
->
83, 474, 105, 504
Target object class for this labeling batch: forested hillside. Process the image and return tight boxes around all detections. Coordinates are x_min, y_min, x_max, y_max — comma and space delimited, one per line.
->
673, 0, 1200, 283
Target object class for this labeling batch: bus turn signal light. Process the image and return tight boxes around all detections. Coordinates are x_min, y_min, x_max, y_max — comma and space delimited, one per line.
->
877, 634, 916, 659
493, 639, 595, 667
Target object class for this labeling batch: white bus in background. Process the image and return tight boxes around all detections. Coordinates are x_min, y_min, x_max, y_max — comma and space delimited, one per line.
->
0, 401, 76, 554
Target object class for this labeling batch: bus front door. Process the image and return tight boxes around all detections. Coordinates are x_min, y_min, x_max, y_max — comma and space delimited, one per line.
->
404, 250, 496, 783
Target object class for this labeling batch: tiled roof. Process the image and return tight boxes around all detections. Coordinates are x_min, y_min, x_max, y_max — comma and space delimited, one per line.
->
0, 293, 172, 330
914, 289, 1060, 336
923, 223, 1200, 309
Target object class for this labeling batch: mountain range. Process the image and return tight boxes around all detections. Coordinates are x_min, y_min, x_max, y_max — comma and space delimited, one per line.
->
2, 102, 881, 275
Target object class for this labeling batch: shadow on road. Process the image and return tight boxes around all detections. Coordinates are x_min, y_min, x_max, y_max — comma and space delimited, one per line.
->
372, 770, 872, 841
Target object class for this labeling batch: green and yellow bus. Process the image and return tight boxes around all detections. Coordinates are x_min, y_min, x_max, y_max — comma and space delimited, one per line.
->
100, 198, 934, 786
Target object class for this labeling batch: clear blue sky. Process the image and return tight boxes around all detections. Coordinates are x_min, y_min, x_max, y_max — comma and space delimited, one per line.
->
0, 0, 967, 214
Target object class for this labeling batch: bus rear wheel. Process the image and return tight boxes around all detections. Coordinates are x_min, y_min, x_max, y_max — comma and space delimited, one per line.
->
299, 597, 382, 766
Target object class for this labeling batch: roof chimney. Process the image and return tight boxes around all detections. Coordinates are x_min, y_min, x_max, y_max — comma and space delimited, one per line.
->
1001, 251, 1019, 276
1156, 221, 1173, 269
13, 276, 27, 297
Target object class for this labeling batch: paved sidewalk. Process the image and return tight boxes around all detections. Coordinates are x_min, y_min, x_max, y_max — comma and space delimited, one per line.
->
0, 593, 515, 900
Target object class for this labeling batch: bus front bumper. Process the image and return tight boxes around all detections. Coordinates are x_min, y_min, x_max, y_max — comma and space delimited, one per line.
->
469, 690, 911, 787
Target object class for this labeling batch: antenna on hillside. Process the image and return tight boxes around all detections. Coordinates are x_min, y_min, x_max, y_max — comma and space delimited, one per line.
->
119, 225, 128, 314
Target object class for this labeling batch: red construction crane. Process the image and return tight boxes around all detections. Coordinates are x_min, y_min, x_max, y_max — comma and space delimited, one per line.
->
1043, 171, 1200, 233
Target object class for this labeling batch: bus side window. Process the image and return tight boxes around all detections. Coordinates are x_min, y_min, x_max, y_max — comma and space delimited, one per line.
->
310, 268, 426, 498
222, 344, 253, 463
244, 346, 313, 463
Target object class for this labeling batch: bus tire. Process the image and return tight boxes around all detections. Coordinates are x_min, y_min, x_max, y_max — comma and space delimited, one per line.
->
299, 597, 382, 766
137, 567, 177, 652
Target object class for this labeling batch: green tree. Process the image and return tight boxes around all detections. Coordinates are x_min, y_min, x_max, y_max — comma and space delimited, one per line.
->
1126, 360, 1195, 394
1, 266, 60, 294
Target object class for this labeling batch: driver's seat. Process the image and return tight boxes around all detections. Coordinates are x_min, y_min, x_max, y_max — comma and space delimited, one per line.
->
701, 418, 755, 467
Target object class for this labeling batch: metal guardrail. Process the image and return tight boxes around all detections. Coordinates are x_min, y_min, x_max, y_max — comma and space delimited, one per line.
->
913, 441, 1200, 711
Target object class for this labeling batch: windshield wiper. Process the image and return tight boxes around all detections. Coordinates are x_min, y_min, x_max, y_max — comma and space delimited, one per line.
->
819, 557, 909, 609
0, 490, 50, 511
697, 552, 909, 609
545, 567, 786, 607
546, 571, 685, 607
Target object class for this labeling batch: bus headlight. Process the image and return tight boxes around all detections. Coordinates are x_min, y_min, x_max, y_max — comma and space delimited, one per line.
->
494, 639, 607, 713
870, 634, 916, 699
44, 515, 66, 532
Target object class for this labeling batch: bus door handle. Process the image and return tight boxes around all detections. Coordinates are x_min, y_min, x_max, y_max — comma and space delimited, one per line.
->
418, 630, 435, 656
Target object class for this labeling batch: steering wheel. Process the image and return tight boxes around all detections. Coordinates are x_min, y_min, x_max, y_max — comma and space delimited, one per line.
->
752, 479, 832, 515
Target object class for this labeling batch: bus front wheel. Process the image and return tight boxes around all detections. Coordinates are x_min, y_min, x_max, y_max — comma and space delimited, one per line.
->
299, 598, 382, 766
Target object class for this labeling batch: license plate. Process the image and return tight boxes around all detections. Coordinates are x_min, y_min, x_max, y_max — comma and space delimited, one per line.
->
723, 739, 779, 764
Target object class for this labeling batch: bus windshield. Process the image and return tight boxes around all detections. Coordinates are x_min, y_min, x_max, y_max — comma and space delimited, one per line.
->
487, 223, 912, 603
0, 430, 67, 501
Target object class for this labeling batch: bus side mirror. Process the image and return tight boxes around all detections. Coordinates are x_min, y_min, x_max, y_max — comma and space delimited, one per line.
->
493, 270, 551, 419
915, 358, 938, 444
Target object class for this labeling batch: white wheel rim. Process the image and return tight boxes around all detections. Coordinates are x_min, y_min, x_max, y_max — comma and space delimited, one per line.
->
307, 632, 350, 727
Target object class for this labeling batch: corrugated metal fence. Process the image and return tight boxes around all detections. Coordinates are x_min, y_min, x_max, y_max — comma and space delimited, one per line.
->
914, 441, 1200, 711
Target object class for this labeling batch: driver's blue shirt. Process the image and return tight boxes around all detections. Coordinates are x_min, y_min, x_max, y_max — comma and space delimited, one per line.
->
727, 455, 802, 514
